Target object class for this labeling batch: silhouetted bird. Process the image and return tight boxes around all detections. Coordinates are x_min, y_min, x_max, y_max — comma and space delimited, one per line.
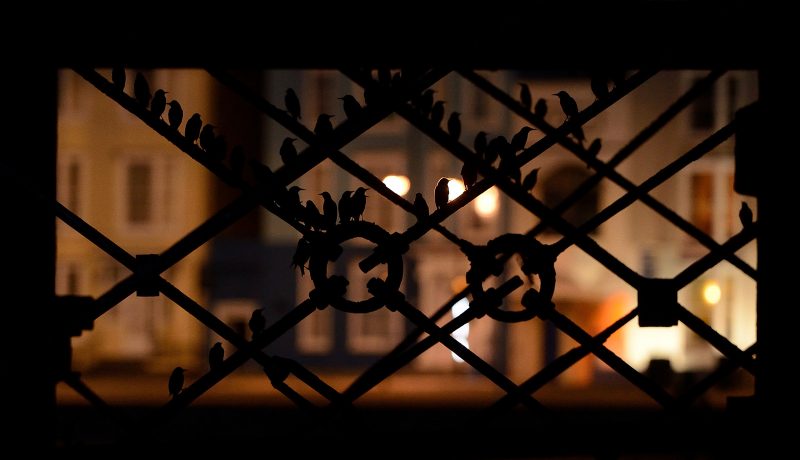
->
185, 113, 202, 144
166, 100, 183, 129
554, 90, 579, 121
319, 191, 337, 230
279, 137, 298, 164
413, 192, 429, 217
112, 65, 126, 91
133, 72, 151, 108
209, 342, 224, 370
739, 202, 754, 229
291, 237, 312, 276
474, 131, 488, 157
522, 168, 540, 192
534, 98, 548, 118
415, 89, 435, 117
499, 155, 521, 183
304, 200, 322, 231
519, 83, 532, 111
430, 101, 445, 127
511, 126, 535, 152
285, 88, 301, 120
447, 112, 461, 140
461, 161, 478, 190
168, 367, 185, 398
352, 187, 368, 221
314, 114, 334, 137
586, 138, 602, 159
339, 95, 363, 120
151, 89, 167, 119
435, 177, 450, 210
338, 190, 353, 224
199, 124, 216, 152
486, 136, 510, 166
229, 145, 245, 178
209, 135, 227, 162
249, 309, 266, 336
591, 75, 609, 101
282, 185, 304, 216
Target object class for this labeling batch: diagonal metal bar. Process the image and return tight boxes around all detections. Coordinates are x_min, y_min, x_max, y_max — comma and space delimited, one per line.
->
460, 69, 754, 279
548, 309, 675, 408
490, 307, 639, 412
394, 300, 548, 414
158, 279, 342, 406
673, 224, 757, 289
676, 343, 757, 408
675, 305, 756, 375
62, 373, 132, 430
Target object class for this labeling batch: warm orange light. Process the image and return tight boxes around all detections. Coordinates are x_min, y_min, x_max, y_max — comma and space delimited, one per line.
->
447, 178, 465, 201
703, 280, 721, 305
474, 186, 499, 218
382, 175, 411, 196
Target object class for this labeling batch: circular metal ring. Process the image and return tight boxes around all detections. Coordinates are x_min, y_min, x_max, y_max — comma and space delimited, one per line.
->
308, 221, 403, 313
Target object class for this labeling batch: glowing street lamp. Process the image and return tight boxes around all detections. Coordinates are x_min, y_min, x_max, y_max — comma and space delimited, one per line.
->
382, 175, 410, 196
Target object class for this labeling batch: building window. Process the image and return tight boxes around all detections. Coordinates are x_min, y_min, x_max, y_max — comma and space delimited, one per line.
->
117, 153, 177, 232
685, 158, 742, 243
57, 154, 86, 215
296, 271, 334, 354
690, 172, 713, 235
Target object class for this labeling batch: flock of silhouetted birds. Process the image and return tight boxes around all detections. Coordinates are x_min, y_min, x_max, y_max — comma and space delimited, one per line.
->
109, 65, 640, 398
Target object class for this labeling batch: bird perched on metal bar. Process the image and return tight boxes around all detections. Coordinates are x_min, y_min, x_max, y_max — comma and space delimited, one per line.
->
414, 89, 435, 117
474, 131, 488, 158
249, 309, 266, 336
522, 168, 541, 193
285, 88, 301, 120
151, 89, 167, 119
112, 65, 126, 91
314, 114, 335, 137
279, 137, 298, 165
199, 124, 216, 152
291, 237, 312, 276
338, 190, 354, 224
339, 95, 363, 120
319, 192, 338, 231
590, 74, 609, 101
435, 177, 450, 210
304, 200, 322, 231
209, 342, 224, 371
511, 126, 535, 152
447, 112, 461, 141
554, 90, 579, 122
739, 202, 754, 229
185, 113, 202, 144
352, 187, 368, 221
519, 83, 532, 111
461, 161, 478, 190
168, 367, 185, 398
134, 72, 151, 108
413, 192, 429, 218
534, 98, 548, 118
430, 101, 445, 127
166, 100, 183, 129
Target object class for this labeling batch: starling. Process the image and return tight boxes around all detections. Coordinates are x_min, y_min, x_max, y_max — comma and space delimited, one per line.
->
413, 192, 429, 218
461, 161, 478, 190
111, 65, 126, 91
319, 191, 338, 230
185, 113, 202, 144
249, 309, 266, 336
352, 187, 368, 221
739, 202, 754, 229
338, 190, 353, 224
199, 124, 216, 152
430, 100, 445, 127
499, 155, 521, 184
285, 88, 301, 120
572, 124, 586, 145
474, 131, 488, 157
487, 135, 510, 166
534, 98, 548, 118
166, 100, 183, 129
511, 126, 535, 152
291, 237, 312, 276
590, 74, 609, 101
279, 137, 298, 165
209, 342, 224, 371
282, 185, 305, 216
339, 95, 363, 120
168, 367, 185, 398
133, 72, 151, 108
150, 89, 167, 119
554, 90, 579, 121
434, 177, 450, 210
587, 138, 602, 158
415, 89, 435, 116
519, 82, 532, 111
314, 114, 335, 137
522, 168, 540, 192
447, 112, 462, 140
304, 200, 322, 231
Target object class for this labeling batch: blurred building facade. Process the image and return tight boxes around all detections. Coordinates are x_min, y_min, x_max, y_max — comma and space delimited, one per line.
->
57, 68, 758, 389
